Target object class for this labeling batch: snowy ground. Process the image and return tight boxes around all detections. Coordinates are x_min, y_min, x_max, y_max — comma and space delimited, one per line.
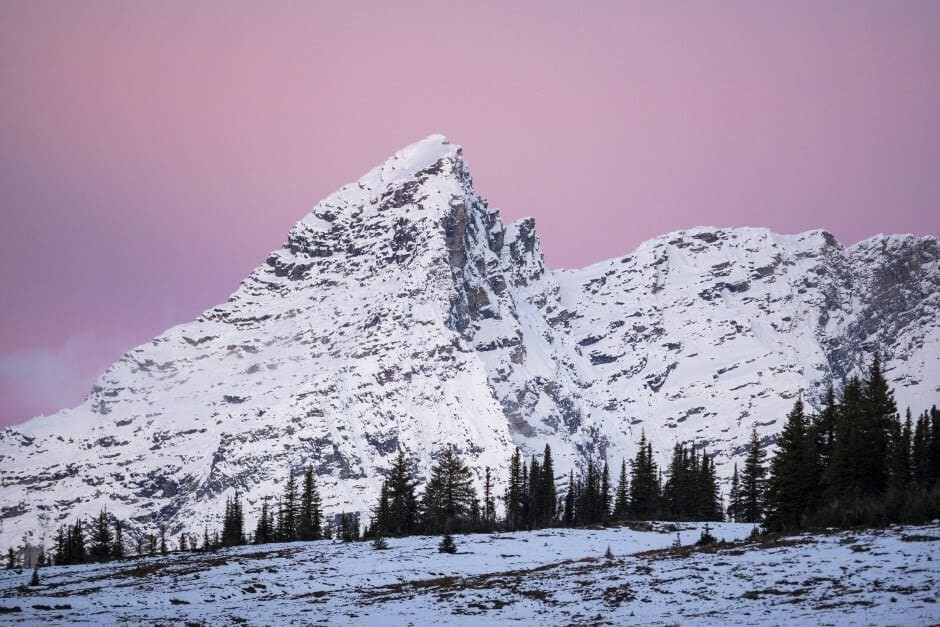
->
0, 521, 937, 625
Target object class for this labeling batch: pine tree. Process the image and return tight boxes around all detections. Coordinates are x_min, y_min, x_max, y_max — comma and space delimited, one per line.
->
386, 450, 419, 536
90, 510, 113, 561
727, 463, 742, 522
255, 500, 273, 544
504, 448, 524, 531
29, 567, 39, 586
629, 432, 660, 519
612, 459, 629, 520
528, 456, 542, 528
438, 533, 457, 554
563, 470, 576, 527
421, 448, 478, 534
159, 524, 168, 555
539, 445, 557, 527
5, 547, 14, 569
112, 519, 124, 559
766, 399, 813, 530
601, 460, 611, 523
222, 492, 245, 547
741, 426, 767, 523
279, 470, 299, 542
298, 465, 324, 541
483, 466, 496, 530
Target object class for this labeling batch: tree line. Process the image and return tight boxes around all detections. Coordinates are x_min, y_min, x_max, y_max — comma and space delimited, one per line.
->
8, 354, 938, 569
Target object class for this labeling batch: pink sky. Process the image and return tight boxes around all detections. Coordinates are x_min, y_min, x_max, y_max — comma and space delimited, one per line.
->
1, 2, 938, 426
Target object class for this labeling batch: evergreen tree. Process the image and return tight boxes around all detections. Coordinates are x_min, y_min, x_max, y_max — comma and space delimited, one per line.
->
112, 520, 124, 559
629, 432, 660, 519
298, 465, 324, 541
612, 459, 629, 520
539, 444, 557, 527
5, 547, 14, 569
766, 399, 814, 530
563, 470, 576, 527
528, 456, 542, 527
601, 460, 611, 523
29, 567, 39, 586
727, 463, 743, 522
222, 493, 245, 547
386, 450, 419, 536
90, 510, 113, 561
279, 471, 299, 541
255, 500, 273, 544
159, 524, 168, 555
421, 448, 478, 534
741, 426, 767, 523
438, 533, 457, 554
504, 448, 524, 531
483, 466, 496, 530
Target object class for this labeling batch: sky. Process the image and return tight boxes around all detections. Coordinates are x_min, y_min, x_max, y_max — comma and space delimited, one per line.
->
1, 2, 938, 426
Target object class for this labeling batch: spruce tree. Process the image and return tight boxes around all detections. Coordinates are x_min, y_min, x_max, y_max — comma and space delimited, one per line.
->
741, 426, 767, 523
255, 500, 272, 544
766, 399, 813, 530
279, 471, 299, 542
298, 465, 324, 541
421, 448, 478, 534
540, 444, 557, 527
505, 448, 524, 531
483, 466, 496, 530
386, 450, 418, 536
629, 432, 660, 519
563, 470, 576, 527
5, 547, 14, 569
91, 510, 113, 561
112, 519, 124, 559
727, 463, 742, 522
601, 460, 611, 523
612, 459, 629, 520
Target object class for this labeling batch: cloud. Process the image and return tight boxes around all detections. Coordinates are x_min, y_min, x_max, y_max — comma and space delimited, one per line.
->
0, 334, 119, 425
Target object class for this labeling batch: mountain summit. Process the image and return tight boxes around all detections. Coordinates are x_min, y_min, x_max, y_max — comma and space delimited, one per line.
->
1, 136, 938, 547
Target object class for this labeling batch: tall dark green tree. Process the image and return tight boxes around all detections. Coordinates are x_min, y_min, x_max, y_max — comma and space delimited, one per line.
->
765, 399, 813, 530
727, 463, 743, 522
504, 448, 525, 531
629, 432, 660, 519
298, 465, 323, 541
421, 448, 478, 534
278, 471, 299, 541
90, 510, 113, 561
741, 426, 767, 523
539, 445, 558, 526
612, 459, 629, 520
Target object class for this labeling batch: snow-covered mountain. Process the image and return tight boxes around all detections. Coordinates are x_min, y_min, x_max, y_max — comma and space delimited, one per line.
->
1, 135, 937, 548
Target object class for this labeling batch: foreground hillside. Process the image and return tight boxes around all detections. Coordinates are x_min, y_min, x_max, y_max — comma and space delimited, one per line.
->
1, 522, 937, 625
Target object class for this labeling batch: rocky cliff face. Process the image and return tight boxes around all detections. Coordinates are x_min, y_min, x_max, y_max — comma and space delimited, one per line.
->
1, 135, 937, 548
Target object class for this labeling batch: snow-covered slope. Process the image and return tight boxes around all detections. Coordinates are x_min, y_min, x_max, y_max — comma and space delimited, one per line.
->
1, 135, 938, 548
1, 523, 937, 625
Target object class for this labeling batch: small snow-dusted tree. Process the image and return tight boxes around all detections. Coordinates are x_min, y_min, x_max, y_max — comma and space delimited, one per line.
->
438, 533, 457, 554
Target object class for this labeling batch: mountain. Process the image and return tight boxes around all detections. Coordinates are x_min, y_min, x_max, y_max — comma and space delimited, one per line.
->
1, 134, 937, 548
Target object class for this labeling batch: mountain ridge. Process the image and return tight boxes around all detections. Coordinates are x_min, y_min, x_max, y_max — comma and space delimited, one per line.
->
1, 134, 937, 548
